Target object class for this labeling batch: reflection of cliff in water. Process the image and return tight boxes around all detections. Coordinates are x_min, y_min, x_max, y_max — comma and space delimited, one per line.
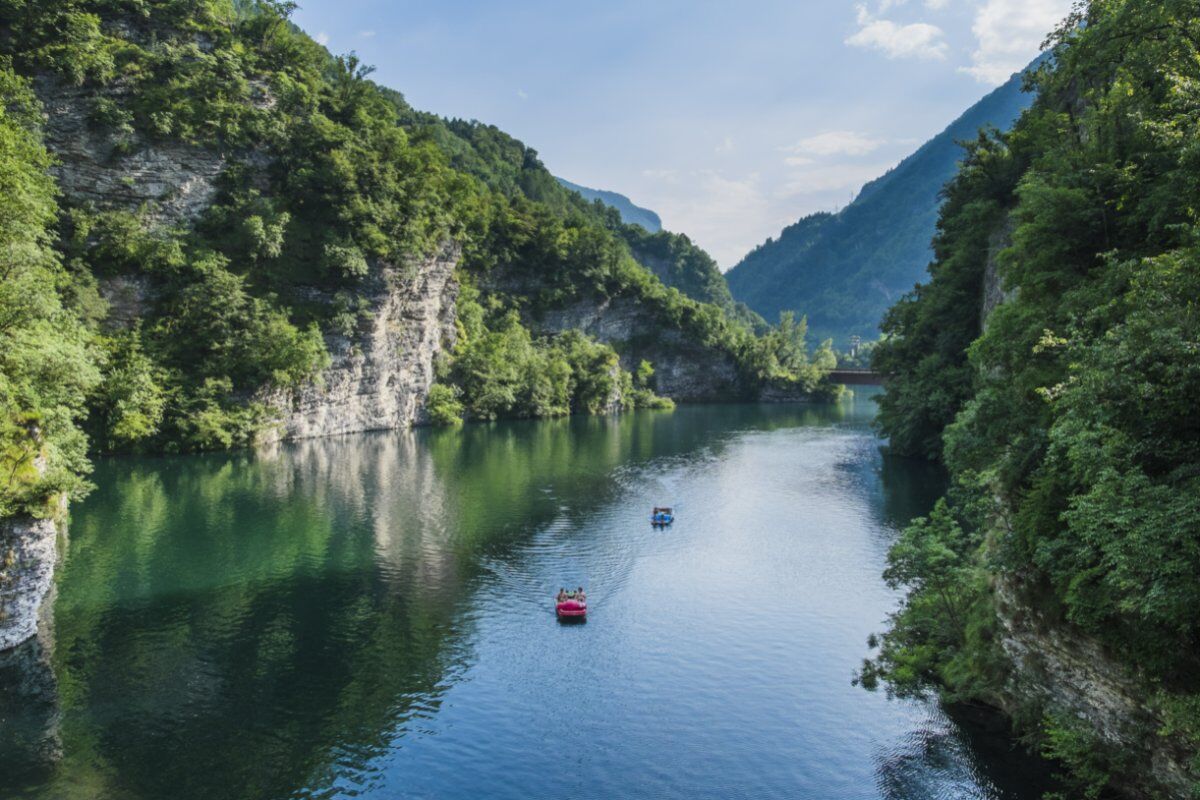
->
27, 433, 480, 800
14, 403, 903, 800
0, 634, 62, 790
874, 706, 1055, 800
877, 453, 948, 530
19, 408, 802, 799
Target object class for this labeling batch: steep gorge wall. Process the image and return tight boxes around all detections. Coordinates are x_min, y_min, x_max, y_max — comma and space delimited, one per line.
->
981, 215, 1017, 329
36, 72, 461, 444
260, 250, 460, 442
534, 296, 742, 401
36, 74, 240, 223
976, 222, 1194, 798
0, 75, 463, 652
994, 579, 1195, 799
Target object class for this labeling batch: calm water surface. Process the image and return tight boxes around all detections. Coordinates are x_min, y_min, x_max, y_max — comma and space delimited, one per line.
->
0, 394, 1052, 799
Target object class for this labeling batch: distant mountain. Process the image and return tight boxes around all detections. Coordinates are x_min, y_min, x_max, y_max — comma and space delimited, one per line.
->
557, 177, 663, 232
726, 59, 1042, 345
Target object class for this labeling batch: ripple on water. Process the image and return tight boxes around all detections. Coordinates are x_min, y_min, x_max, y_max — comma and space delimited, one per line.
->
8, 400, 1053, 800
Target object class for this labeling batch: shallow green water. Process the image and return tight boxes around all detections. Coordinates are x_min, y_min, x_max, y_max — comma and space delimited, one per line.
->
0, 395, 1053, 799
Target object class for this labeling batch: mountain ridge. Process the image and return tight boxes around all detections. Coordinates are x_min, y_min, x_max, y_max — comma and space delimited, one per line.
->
556, 177, 663, 232
726, 60, 1042, 344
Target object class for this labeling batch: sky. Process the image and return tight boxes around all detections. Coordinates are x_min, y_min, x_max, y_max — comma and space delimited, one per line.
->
291, 0, 1074, 268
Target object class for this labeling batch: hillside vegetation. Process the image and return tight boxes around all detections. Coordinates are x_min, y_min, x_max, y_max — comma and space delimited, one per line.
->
726, 64, 1035, 344
863, 1, 1200, 794
0, 0, 834, 518
556, 177, 662, 232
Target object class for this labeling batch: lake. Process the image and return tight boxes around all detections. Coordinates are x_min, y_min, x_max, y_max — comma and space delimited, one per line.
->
0, 393, 1053, 799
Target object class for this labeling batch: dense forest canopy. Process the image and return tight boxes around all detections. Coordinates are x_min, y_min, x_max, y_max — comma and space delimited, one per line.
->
864, 0, 1200, 794
0, 64, 99, 517
0, 0, 834, 518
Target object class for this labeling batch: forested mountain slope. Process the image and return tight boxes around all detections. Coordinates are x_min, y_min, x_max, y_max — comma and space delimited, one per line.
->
0, 0, 835, 526
726, 62, 1038, 344
553, 178, 757, 319
556, 177, 662, 232
863, 2, 1200, 796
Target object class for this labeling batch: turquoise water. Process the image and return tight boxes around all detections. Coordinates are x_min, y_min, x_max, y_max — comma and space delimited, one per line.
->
0, 395, 1051, 799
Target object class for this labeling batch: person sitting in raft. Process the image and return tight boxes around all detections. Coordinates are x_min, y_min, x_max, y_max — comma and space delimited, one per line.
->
575, 587, 586, 603
557, 588, 568, 603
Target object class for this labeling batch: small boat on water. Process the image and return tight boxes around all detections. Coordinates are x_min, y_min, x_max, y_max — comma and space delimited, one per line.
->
556, 588, 587, 619
650, 506, 675, 526
556, 597, 587, 619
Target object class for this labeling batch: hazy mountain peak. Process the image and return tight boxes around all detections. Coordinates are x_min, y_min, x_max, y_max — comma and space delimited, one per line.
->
556, 177, 663, 232
726, 59, 1042, 345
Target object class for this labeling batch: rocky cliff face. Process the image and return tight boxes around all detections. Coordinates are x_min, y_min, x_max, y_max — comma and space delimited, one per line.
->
981, 215, 1017, 329
36, 70, 462, 444
260, 250, 460, 442
994, 579, 1195, 799
35, 74, 240, 224
975, 215, 1193, 799
0, 517, 59, 652
535, 296, 742, 401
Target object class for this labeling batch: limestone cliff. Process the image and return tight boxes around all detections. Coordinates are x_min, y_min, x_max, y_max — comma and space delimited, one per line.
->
975, 222, 1195, 797
981, 215, 1017, 329
0, 517, 59, 652
534, 296, 742, 401
993, 579, 1196, 799
35, 74, 248, 224
260, 249, 460, 442
35, 69, 462, 444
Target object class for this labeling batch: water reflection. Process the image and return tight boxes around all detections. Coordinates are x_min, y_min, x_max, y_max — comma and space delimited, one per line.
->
0, 636, 62, 790
876, 706, 1055, 800
877, 453, 949, 530
0, 400, 1049, 800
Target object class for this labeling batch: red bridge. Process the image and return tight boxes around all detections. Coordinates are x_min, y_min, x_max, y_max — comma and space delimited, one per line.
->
827, 368, 885, 386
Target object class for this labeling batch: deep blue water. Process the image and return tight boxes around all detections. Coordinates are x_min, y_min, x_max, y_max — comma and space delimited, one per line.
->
0, 395, 1051, 799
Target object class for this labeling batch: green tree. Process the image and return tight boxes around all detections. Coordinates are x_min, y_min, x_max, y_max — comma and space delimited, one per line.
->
0, 62, 99, 515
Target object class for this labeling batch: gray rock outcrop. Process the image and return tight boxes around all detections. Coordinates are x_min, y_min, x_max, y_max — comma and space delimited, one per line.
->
981, 215, 1017, 329
994, 579, 1195, 799
535, 296, 742, 401
260, 249, 460, 442
36, 76, 233, 224
0, 517, 59, 652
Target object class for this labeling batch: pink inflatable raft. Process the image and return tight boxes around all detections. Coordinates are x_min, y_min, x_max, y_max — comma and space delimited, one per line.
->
556, 597, 587, 619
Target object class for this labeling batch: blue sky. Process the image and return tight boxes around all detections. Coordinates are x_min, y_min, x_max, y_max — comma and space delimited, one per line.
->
292, 0, 1072, 267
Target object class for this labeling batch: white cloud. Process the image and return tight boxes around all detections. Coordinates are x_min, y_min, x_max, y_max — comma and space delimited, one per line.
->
775, 162, 898, 198
960, 0, 1073, 84
846, 5, 949, 61
715, 136, 735, 154
783, 130, 886, 158
517, 89, 528, 100
315, 31, 330, 46
359, 30, 376, 38
639, 170, 776, 267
